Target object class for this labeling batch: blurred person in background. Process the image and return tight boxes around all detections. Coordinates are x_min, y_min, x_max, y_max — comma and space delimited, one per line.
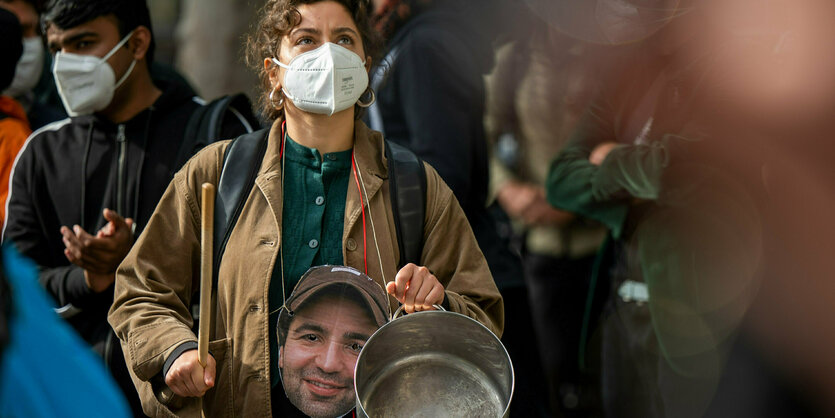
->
541, 0, 833, 416
547, 1, 761, 417
2, 0, 252, 414
693, 0, 835, 416
485, 20, 610, 417
368, 0, 547, 415
0, 8, 31, 229
0, 0, 66, 130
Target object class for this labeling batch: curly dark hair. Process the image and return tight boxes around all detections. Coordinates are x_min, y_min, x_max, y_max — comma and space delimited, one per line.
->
245, 0, 381, 121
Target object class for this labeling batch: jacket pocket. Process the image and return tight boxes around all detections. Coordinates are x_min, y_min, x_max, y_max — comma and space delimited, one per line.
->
205, 337, 234, 417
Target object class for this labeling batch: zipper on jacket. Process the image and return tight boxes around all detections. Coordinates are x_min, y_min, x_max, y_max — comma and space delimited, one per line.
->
116, 124, 126, 216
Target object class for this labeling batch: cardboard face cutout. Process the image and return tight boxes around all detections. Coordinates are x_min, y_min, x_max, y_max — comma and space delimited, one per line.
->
277, 265, 390, 418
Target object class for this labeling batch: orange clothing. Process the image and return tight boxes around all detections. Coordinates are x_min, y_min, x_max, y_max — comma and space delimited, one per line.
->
0, 95, 31, 228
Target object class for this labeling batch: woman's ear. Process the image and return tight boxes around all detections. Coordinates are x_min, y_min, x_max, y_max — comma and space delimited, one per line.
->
264, 57, 281, 90
130, 25, 152, 61
365, 56, 372, 72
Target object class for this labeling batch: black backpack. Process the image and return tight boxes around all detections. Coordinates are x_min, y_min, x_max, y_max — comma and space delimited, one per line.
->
174, 93, 262, 170
210, 128, 427, 290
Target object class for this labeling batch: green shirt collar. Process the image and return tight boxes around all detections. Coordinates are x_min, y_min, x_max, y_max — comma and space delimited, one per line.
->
283, 133, 353, 169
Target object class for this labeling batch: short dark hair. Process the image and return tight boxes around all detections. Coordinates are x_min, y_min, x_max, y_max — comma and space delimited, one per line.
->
0, 8, 24, 91
42, 0, 155, 66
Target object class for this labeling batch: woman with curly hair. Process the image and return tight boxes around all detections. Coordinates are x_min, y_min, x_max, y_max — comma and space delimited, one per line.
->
107, 0, 503, 416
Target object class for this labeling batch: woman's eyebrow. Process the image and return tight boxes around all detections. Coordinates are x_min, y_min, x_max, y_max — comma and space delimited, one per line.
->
332, 27, 359, 37
289, 27, 320, 37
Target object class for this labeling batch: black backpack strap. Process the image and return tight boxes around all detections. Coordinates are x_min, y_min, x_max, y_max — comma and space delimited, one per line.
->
206, 132, 423, 286
177, 93, 260, 169
212, 127, 270, 289
385, 140, 427, 268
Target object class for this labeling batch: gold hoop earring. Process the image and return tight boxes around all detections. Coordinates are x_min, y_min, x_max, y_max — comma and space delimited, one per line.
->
357, 88, 375, 108
269, 86, 284, 110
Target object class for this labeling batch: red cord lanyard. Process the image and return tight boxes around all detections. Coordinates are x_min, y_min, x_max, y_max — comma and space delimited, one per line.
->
279, 120, 286, 158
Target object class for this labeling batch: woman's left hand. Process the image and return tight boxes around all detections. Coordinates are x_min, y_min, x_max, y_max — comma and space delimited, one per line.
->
387, 263, 445, 314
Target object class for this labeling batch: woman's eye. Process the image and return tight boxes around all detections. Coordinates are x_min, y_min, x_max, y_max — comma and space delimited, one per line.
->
337, 36, 353, 45
297, 37, 314, 46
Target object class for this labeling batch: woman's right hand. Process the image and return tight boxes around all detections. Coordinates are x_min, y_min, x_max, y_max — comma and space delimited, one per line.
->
165, 349, 216, 397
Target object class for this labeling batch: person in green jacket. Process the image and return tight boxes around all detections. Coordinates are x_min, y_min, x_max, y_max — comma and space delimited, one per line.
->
545, 10, 765, 418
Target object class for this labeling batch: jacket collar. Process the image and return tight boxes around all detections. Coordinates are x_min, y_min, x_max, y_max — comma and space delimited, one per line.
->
258, 117, 388, 180
255, 117, 390, 237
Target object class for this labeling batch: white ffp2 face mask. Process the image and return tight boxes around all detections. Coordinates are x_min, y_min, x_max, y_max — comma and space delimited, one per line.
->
53, 30, 137, 117
271, 42, 368, 116
4, 37, 45, 97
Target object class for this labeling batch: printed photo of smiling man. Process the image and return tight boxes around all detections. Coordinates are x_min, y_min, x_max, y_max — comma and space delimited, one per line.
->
275, 265, 391, 418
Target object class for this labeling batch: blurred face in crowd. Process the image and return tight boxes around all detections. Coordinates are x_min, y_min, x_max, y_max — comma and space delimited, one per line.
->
0, 0, 37, 37
279, 293, 378, 418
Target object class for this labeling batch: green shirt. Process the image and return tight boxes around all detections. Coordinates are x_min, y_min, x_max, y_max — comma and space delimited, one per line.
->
268, 133, 352, 387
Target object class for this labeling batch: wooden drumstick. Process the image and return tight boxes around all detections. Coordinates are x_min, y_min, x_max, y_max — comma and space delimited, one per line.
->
198, 183, 215, 368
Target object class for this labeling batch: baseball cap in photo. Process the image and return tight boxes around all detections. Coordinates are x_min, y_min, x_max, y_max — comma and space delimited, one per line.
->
277, 265, 391, 336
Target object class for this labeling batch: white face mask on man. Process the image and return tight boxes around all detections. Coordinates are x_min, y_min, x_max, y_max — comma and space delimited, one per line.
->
53, 30, 137, 117
271, 42, 368, 116
4, 37, 45, 98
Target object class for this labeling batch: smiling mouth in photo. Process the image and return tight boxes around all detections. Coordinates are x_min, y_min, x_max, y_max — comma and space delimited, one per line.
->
305, 378, 348, 396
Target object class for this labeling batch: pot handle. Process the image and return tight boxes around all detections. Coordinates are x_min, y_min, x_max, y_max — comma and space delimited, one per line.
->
392, 304, 446, 319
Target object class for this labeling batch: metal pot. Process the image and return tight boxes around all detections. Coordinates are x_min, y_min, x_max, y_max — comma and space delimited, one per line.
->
354, 307, 514, 417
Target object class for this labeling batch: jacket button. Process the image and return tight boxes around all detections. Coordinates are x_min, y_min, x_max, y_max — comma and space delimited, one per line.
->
346, 238, 357, 251
315, 196, 325, 206
308, 239, 319, 249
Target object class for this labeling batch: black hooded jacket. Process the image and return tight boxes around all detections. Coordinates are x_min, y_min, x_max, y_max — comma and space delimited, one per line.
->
2, 77, 248, 370
369, 0, 525, 288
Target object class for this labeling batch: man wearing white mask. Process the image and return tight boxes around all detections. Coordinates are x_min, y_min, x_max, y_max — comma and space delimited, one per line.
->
0, 0, 43, 100
1, 1, 252, 415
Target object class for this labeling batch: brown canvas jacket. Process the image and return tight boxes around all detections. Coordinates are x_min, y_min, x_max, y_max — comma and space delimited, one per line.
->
108, 119, 504, 417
